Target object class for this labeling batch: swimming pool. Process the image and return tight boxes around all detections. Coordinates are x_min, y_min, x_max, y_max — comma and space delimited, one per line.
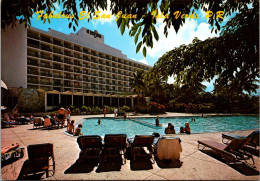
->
80, 116, 259, 138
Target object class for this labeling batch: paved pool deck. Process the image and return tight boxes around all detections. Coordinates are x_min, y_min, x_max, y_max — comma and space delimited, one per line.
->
1, 113, 259, 180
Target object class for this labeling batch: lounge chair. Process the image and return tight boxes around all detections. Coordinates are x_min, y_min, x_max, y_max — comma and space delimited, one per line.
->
18, 143, 55, 179
43, 118, 52, 128
33, 118, 43, 129
154, 137, 182, 160
103, 134, 127, 163
1, 144, 24, 162
198, 138, 254, 166
77, 135, 103, 161
222, 130, 259, 149
130, 135, 155, 161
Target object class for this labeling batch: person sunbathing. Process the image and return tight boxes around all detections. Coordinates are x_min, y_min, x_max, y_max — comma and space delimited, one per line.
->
73, 124, 83, 136
1, 143, 19, 154
67, 120, 75, 134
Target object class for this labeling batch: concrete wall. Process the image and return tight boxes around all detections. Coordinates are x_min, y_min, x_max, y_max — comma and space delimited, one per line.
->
1, 23, 27, 88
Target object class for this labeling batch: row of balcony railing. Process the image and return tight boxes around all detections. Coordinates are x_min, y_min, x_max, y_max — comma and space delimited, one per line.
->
28, 41, 148, 70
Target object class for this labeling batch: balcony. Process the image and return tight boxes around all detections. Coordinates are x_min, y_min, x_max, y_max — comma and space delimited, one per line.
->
64, 83, 73, 87
53, 49, 63, 55
28, 69, 39, 75
53, 40, 63, 46
28, 51, 39, 57
83, 49, 90, 54
40, 63, 51, 68
41, 72, 52, 77
53, 74, 63, 79
53, 65, 63, 70
53, 57, 63, 63
28, 61, 39, 66
28, 79, 39, 84
40, 81, 52, 85
64, 43, 73, 49
74, 69, 82, 73
28, 32, 39, 40
74, 84, 82, 88
28, 43, 40, 49
41, 36, 52, 43
64, 67, 72, 72
83, 78, 90, 82
64, 52, 73, 57
53, 82, 63, 86
74, 62, 82, 66
74, 54, 81, 59
40, 54, 52, 60
64, 58, 72, 64
64, 75, 73, 79
74, 46, 81, 52
41, 46, 51, 52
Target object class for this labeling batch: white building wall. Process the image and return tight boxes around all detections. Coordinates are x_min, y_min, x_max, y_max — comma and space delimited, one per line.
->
1, 23, 27, 88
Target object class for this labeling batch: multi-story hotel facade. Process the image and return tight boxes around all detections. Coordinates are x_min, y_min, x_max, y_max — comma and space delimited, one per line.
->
1, 23, 151, 111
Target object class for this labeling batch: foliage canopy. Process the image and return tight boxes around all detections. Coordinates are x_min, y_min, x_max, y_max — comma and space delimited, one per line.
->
1, 0, 257, 56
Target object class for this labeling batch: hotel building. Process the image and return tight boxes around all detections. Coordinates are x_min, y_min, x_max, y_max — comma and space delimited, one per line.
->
1, 23, 151, 111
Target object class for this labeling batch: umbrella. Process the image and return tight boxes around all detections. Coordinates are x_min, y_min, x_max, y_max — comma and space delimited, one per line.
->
1, 106, 7, 110
1, 80, 8, 90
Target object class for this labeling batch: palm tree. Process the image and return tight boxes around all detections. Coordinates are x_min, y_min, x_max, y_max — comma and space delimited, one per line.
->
129, 70, 146, 99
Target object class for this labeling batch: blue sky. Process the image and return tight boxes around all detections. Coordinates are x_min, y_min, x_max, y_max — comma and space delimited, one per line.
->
30, 2, 231, 92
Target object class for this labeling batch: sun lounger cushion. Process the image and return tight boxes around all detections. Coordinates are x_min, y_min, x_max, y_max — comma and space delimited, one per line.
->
156, 137, 182, 160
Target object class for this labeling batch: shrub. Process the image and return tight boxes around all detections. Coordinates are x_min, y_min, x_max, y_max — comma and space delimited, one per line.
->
119, 105, 131, 112
197, 103, 215, 113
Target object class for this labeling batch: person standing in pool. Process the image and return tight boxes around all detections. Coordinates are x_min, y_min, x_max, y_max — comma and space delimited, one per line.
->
97, 118, 101, 125
184, 122, 191, 134
155, 116, 160, 126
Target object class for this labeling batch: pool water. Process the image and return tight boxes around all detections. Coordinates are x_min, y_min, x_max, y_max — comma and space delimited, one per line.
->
81, 116, 259, 138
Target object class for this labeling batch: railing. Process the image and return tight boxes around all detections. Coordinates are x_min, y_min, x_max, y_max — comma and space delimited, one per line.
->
28, 33, 39, 40
53, 40, 63, 46
28, 51, 39, 57
41, 46, 51, 52
41, 36, 52, 43
40, 81, 52, 85
28, 61, 39, 66
28, 70, 39, 75
64, 75, 73, 79
53, 74, 63, 78
64, 84, 73, 87
41, 72, 52, 77
64, 52, 73, 57
53, 65, 63, 70
74, 47, 81, 52
28, 43, 39, 49
41, 54, 52, 60
28, 80, 39, 84
53, 57, 63, 63
64, 44, 72, 49
64, 59, 71, 64
64, 67, 72, 72
40, 63, 51, 68
53, 49, 63, 54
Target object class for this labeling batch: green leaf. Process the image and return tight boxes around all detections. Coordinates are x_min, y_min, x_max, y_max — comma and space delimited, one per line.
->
136, 42, 142, 53
143, 46, 147, 57
134, 34, 139, 44
69, 22, 72, 28
152, 26, 159, 41
120, 20, 126, 34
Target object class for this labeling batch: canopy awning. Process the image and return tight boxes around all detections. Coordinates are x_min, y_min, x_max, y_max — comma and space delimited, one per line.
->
1, 80, 8, 90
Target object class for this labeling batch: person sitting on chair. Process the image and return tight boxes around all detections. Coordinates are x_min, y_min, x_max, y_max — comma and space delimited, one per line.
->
165, 123, 176, 134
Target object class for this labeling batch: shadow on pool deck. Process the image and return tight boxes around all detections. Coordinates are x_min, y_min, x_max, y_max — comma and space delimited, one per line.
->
200, 150, 260, 176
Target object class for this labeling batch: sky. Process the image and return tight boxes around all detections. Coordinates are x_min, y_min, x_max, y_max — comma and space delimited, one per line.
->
30, 2, 232, 92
